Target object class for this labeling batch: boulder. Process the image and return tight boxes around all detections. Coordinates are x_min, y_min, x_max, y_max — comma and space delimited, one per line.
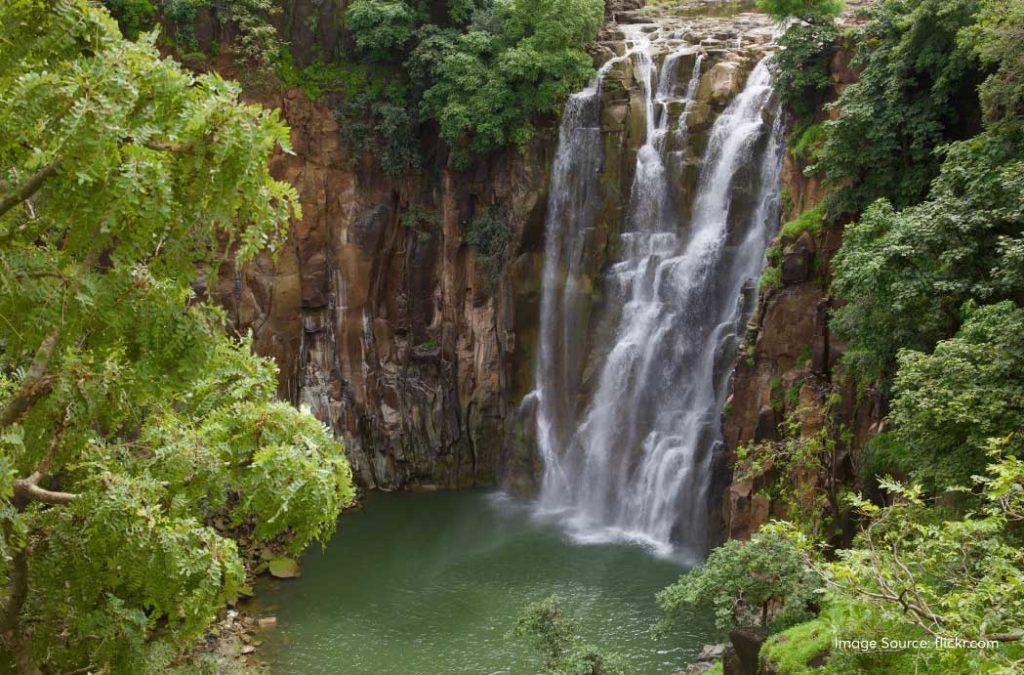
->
726, 627, 766, 675
697, 61, 744, 107
780, 235, 814, 286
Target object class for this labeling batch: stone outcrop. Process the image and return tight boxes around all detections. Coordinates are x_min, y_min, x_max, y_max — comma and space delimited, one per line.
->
215, 87, 556, 490
719, 38, 883, 544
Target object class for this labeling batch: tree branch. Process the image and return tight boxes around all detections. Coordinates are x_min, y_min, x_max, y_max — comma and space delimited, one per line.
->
0, 330, 60, 429
0, 162, 59, 219
13, 475, 77, 505
143, 140, 193, 153
0, 521, 28, 644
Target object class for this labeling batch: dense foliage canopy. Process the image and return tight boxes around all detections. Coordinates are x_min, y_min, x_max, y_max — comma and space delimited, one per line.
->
821, 0, 984, 216
0, 1, 354, 671
756, 0, 843, 24
103, 0, 605, 170
364, 0, 604, 160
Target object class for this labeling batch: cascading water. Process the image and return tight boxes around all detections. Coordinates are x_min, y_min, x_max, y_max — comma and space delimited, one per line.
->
532, 28, 783, 561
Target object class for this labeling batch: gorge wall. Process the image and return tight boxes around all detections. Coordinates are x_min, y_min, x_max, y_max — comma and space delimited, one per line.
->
214, 0, 793, 497
718, 10, 885, 544
208, 0, 886, 549
215, 94, 554, 490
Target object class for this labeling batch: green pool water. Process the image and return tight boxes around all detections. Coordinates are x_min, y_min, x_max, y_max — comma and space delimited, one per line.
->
257, 491, 715, 674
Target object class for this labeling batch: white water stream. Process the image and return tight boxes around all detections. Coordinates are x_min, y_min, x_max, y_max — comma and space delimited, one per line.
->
531, 29, 783, 560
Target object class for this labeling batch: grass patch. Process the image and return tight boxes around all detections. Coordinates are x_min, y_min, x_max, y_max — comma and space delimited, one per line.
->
761, 618, 834, 674
789, 121, 828, 164
780, 204, 826, 241
760, 265, 782, 293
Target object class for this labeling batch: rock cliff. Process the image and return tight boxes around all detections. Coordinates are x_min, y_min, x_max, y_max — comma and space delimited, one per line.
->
214, 0, 789, 493
209, 0, 885, 521
719, 29, 884, 545
214, 90, 556, 490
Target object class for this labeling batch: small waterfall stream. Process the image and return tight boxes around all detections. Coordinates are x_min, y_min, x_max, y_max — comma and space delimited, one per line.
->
532, 29, 783, 560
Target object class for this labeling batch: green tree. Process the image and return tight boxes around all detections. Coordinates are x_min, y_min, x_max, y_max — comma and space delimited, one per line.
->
0, 1, 354, 671
657, 523, 821, 636
514, 595, 626, 675
886, 302, 1024, 487
813, 454, 1024, 672
762, 448, 1024, 672
102, 0, 158, 39
830, 121, 1024, 378
418, 0, 603, 158
756, 0, 843, 23
770, 20, 840, 123
346, 0, 421, 60
820, 0, 982, 216
963, 0, 1024, 123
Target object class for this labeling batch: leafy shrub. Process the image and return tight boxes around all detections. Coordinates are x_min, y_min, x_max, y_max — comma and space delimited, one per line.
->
817, 456, 1024, 672
768, 18, 839, 121
226, 0, 281, 72
346, 0, 420, 60
755, 448, 1024, 673
887, 302, 1024, 488
756, 0, 843, 22
657, 523, 821, 636
514, 595, 626, 675
465, 204, 514, 282
963, 0, 1024, 123
102, 0, 157, 39
339, 90, 423, 175
733, 408, 848, 537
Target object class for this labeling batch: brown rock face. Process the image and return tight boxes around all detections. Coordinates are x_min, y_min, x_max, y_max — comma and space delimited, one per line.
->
215, 87, 555, 490
719, 46, 883, 544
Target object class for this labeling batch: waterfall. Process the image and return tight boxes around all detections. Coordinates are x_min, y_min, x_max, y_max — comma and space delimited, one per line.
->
531, 31, 783, 560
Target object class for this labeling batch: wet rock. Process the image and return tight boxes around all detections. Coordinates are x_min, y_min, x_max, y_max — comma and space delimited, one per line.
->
753, 406, 778, 442
615, 10, 648, 23
726, 627, 766, 675
697, 60, 745, 106
698, 643, 727, 661
780, 235, 814, 286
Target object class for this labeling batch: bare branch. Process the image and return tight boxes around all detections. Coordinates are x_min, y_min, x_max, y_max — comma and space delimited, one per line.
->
0, 162, 59, 219
143, 140, 193, 154
12, 476, 77, 505
0, 330, 60, 428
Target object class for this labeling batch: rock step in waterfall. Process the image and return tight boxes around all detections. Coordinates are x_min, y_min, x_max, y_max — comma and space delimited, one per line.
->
530, 21, 783, 561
